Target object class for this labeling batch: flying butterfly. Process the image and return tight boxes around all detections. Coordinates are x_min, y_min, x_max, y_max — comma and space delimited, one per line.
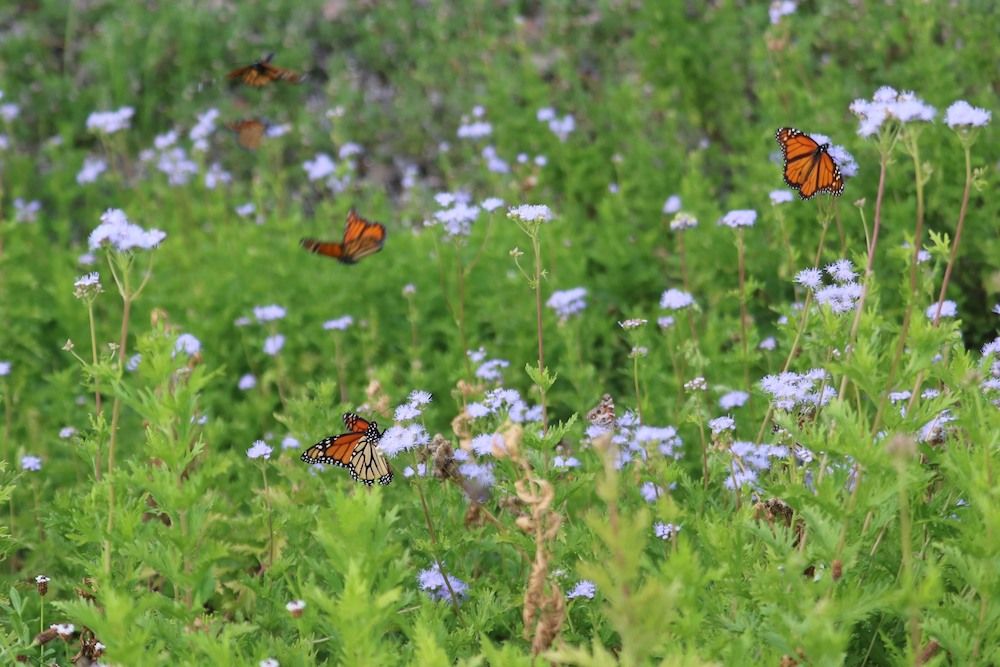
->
226, 118, 267, 150
301, 209, 387, 264
775, 127, 845, 200
300, 412, 393, 485
227, 53, 302, 87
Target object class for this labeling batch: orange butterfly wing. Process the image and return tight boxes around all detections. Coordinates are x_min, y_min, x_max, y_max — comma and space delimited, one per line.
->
775, 127, 845, 200
227, 54, 302, 87
300, 432, 364, 467
300, 209, 386, 264
300, 239, 347, 261
343, 411, 372, 433
226, 119, 266, 150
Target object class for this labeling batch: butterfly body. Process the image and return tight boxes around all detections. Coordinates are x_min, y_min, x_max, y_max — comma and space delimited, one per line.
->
227, 53, 302, 87
301, 209, 386, 264
301, 412, 393, 485
775, 127, 845, 200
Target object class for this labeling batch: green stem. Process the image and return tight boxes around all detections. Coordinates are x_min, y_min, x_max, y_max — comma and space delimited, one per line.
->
839, 152, 889, 400
531, 229, 548, 432
263, 466, 275, 570
736, 229, 750, 392
415, 480, 463, 621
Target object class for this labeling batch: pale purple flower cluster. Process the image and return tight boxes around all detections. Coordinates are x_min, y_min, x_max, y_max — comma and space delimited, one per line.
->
253, 305, 286, 322
719, 390, 749, 410
553, 454, 581, 469
768, 0, 797, 24
14, 199, 40, 223
724, 441, 792, 490
547, 287, 588, 320
798, 259, 862, 314
566, 580, 596, 600
660, 288, 695, 310
303, 153, 336, 181
238, 373, 257, 390
76, 156, 107, 185
189, 108, 219, 151
944, 101, 991, 128
537, 107, 575, 141
654, 522, 681, 540
430, 198, 480, 237
640, 482, 663, 502
86, 106, 134, 134
918, 410, 954, 443
482, 145, 510, 174
925, 300, 957, 320
323, 315, 353, 331
174, 333, 201, 357
247, 440, 273, 460
379, 423, 430, 457
418, 563, 468, 602
669, 212, 698, 231
662, 194, 682, 214
760, 368, 833, 411
850, 87, 936, 137
0, 361, 11, 376
235, 203, 256, 218
88, 209, 166, 252
263, 334, 285, 356
507, 204, 553, 224
204, 162, 232, 189
709, 416, 736, 435
718, 209, 757, 229
21, 455, 42, 471
466, 387, 542, 423
769, 189, 794, 205
457, 118, 492, 140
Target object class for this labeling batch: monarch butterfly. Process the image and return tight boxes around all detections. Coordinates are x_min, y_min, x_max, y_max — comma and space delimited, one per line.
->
227, 53, 302, 87
775, 128, 845, 200
226, 118, 267, 150
301, 209, 387, 264
300, 412, 393, 485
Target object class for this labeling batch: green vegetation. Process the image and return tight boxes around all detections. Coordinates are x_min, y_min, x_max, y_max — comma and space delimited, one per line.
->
0, 1, 998, 664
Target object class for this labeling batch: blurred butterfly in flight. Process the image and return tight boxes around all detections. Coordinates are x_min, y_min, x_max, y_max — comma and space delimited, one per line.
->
227, 53, 302, 87
774, 127, 845, 200
225, 118, 267, 150
301, 209, 386, 264
300, 412, 393, 485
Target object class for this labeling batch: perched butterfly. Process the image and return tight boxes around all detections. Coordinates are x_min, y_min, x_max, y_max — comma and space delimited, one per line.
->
775, 127, 845, 200
226, 118, 267, 150
227, 53, 302, 87
301, 209, 387, 264
300, 412, 393, 485
586, 393, 617, 429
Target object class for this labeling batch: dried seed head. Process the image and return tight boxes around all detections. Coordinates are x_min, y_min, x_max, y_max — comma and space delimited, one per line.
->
886, 433, 917, 462
832, 559, 843, 581
35, 575, 50, 596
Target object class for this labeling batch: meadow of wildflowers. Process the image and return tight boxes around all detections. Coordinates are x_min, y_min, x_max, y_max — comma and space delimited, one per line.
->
0, 2, 998, 665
